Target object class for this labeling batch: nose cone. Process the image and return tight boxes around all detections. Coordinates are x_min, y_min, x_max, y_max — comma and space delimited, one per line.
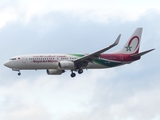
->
4, 61, 11, 68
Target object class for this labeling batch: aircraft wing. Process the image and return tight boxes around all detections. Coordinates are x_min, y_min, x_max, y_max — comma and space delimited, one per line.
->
74, 34, 121, 67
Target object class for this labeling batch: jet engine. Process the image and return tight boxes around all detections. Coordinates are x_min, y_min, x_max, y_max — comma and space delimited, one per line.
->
46, 69, 64, 75
58, 61, 75, 70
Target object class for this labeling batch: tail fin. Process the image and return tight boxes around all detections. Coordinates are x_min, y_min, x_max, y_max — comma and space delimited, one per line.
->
118, 28, 143, 54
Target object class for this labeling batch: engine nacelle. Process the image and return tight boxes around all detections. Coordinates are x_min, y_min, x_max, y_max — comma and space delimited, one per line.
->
58, 61, 75, 70
46, 69, 64, 75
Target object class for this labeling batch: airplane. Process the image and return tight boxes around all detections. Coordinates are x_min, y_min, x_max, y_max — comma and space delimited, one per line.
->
4, 28, 154, 77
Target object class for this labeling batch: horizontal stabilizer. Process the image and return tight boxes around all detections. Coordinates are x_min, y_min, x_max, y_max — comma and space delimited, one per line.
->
131, 49, 155, 57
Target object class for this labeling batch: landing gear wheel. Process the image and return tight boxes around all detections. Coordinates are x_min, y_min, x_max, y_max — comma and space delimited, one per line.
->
18, 72, 21, 76
71, 72, 76, 78
78, 69, 83, 74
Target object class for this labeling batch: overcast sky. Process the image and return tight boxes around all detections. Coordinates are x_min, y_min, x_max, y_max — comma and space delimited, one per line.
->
0, 0, 160, 120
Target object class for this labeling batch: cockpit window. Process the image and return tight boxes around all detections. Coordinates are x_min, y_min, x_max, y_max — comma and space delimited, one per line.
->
10, 58, 16, 60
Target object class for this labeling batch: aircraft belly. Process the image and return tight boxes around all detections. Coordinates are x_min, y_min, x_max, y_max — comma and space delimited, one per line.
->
86, 60, 123, 69
87, 63, 107, 69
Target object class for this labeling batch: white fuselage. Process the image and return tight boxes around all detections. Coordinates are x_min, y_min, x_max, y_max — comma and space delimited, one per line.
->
5, 54, 107, 70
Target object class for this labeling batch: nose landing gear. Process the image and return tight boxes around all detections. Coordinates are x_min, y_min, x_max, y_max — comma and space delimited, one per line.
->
17, 70, 21, 76
12, 69, 21, 76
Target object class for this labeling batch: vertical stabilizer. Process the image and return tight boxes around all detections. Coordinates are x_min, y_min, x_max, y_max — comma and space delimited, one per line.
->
118, 28, 143, 54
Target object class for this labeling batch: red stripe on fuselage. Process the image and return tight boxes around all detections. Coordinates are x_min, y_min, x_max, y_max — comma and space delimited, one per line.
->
100, 54, 140, 62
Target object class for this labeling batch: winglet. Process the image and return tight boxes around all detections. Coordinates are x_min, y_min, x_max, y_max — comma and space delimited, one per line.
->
114, 34, 121, 46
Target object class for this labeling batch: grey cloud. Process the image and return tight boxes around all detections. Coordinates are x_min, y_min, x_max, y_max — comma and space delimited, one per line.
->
2, 100, 52, 120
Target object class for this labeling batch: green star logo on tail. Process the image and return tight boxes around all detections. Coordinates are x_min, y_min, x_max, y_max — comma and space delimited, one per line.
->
125, 45, 132, 51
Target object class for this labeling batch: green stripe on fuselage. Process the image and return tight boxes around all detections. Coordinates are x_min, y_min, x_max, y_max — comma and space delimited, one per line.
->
70, 54, 122, 67
69, 54, 85, 57
93, 59, 122, 67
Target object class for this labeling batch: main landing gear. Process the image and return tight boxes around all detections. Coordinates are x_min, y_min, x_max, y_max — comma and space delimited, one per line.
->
78, 69, 83, 74
71, 72, 76, 77
70, 69, 83, 78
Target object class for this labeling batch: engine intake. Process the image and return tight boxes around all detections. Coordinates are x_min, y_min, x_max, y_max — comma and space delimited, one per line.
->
58, 61, 75, 70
